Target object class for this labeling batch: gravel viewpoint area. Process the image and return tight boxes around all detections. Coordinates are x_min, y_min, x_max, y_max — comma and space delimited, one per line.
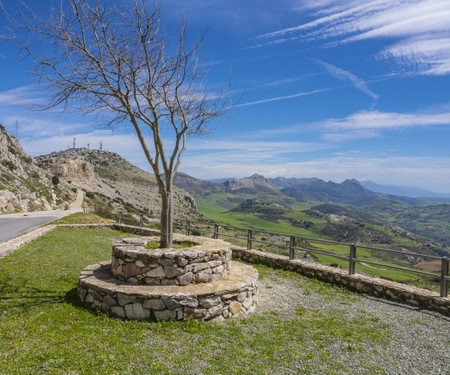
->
257, 270, 450, 375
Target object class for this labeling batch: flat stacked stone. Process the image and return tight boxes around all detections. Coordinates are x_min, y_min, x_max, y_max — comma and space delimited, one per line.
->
78, 234, 259, 321
78, 260, 259, 322
111, 235, 232, 286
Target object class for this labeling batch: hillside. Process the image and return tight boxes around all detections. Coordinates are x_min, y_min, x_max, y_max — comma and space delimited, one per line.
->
281, 178, 382, 206
36, 148, 199, 220
0, 125, 75, 213
173, 172, 448, 258
173, 172, 224, 197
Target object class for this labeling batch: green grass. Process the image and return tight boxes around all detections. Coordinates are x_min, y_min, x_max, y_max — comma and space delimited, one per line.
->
0, 227, 391, 374
193, 195, 443, 292
48, 212, 114, 225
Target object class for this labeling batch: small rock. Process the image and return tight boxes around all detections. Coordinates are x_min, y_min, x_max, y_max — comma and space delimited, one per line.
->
154, 309, 177, 321
146, 266, 165, 278
143, 299, 165, 310
164, 265, 184, 278
200, 296, 221, 308
117, 293, 136, 306
177, 272, 193, 286
229, 301, 242, 315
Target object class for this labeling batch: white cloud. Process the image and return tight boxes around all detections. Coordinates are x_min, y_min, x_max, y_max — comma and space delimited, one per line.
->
380, 37, 450, 75
315, 60, 379, 103
181, 154, 450, 193
234, 88, 330, 107
0, 86, 45, 107
255, 0, 450, 76
318, 110, 450, 131
258, 74, 318, 88
4, 115, 91, 139
246, 108, 450, 140
14, 121, 450, 193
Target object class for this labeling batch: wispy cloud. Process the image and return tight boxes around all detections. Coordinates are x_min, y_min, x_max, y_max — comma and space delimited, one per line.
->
244, 108, 450, 140
380, 37, 450, 76
253, 0, 450, 76
315, 60, 379, 104
3, 115, 91, 139
0, 86, 45, 107
318, 109, 450, 130
258, 74, 318, 88
181, 152, 450, 193
234, 88, 330, 108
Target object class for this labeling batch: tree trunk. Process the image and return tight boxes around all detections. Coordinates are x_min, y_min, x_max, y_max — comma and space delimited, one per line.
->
160, 189, 174, 248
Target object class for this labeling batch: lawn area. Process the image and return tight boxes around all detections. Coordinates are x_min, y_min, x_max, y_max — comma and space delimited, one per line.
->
0, 227, 393, 374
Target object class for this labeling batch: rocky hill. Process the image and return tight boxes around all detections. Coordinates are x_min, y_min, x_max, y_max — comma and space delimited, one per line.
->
0, 125, 75, 213
280, 178, 382, 206
173, 172, 224, 197
224, 174, 282, 195
36, 148, 199, 220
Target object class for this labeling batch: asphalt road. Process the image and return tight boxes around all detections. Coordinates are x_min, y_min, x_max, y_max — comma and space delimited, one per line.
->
0, 190, 84, 244
0, 214, 60, 243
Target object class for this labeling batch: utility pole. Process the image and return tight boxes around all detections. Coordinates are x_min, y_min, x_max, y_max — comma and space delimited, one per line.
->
99, 140, 103, 151
73, 137, 76, 149
15, 119, 18, 138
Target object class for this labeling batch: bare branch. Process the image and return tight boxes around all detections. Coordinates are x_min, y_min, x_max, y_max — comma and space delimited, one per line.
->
1, 0, 230, 247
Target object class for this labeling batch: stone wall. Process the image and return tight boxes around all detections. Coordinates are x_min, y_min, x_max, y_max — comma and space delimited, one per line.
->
231, 246, 450, 316
111, 236, 232, 286
78, 261, 259, 322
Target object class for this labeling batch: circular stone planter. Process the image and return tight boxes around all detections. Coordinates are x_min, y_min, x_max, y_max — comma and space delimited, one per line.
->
78, 260, 258, 322
111, 236, 232, 286
78, 234, 259, 322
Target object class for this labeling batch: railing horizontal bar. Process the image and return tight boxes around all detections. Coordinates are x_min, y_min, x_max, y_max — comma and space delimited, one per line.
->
219, 233, 246, 241
251, 238, 289, 248
300, 237, 352, 246
353, 259, 440, 277
293, 246, 350, 261
357, 245, 442, 260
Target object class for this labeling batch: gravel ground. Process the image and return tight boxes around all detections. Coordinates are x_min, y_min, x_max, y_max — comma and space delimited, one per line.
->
256, 270, 450, 375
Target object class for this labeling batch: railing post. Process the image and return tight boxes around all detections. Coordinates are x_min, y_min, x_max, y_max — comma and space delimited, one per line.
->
440, 257, 449, 297
139, 214, 143, 228
185, 220, 190, 236
349, 244, 356, 275
213, 224, 219, 239
118, 212, 122, 225
247, 229, 253, 250
289, 235, 296, 260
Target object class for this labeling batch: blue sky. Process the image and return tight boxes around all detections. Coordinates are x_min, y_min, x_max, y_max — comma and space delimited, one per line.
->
1, 0, 450, 193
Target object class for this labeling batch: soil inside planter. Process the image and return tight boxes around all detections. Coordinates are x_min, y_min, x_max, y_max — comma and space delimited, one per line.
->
145, 240, 198, 250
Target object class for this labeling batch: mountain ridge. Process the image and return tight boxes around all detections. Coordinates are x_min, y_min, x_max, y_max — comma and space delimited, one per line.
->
36, 148, 199, 219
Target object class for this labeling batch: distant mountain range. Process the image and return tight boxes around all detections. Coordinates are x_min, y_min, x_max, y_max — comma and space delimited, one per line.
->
361, 181, 450, 199
176, 173, 449, 207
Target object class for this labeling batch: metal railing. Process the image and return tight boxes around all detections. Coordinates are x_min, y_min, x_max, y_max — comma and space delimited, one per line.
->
116, 213, 449, 297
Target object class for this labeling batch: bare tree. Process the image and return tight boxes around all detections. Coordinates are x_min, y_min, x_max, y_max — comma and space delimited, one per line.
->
1, 0, 228, 248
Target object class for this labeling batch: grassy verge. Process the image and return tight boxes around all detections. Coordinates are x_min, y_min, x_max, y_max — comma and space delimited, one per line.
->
0, 227, 390, 374
48, 212, 114, 225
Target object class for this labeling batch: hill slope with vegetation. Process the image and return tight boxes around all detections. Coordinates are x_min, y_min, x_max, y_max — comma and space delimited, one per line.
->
36, 148, 199, 221
174, 172, 449, 259
0, 125, 75, 213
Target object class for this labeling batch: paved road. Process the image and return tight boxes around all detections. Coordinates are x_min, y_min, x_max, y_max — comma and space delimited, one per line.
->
0, 190, 84, 244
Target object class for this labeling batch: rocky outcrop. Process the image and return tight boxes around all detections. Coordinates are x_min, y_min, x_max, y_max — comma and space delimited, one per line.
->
0, 125, 74, 213
36, 148, 199, 219
224, 174, 281, 195
38, 158, 96, 184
